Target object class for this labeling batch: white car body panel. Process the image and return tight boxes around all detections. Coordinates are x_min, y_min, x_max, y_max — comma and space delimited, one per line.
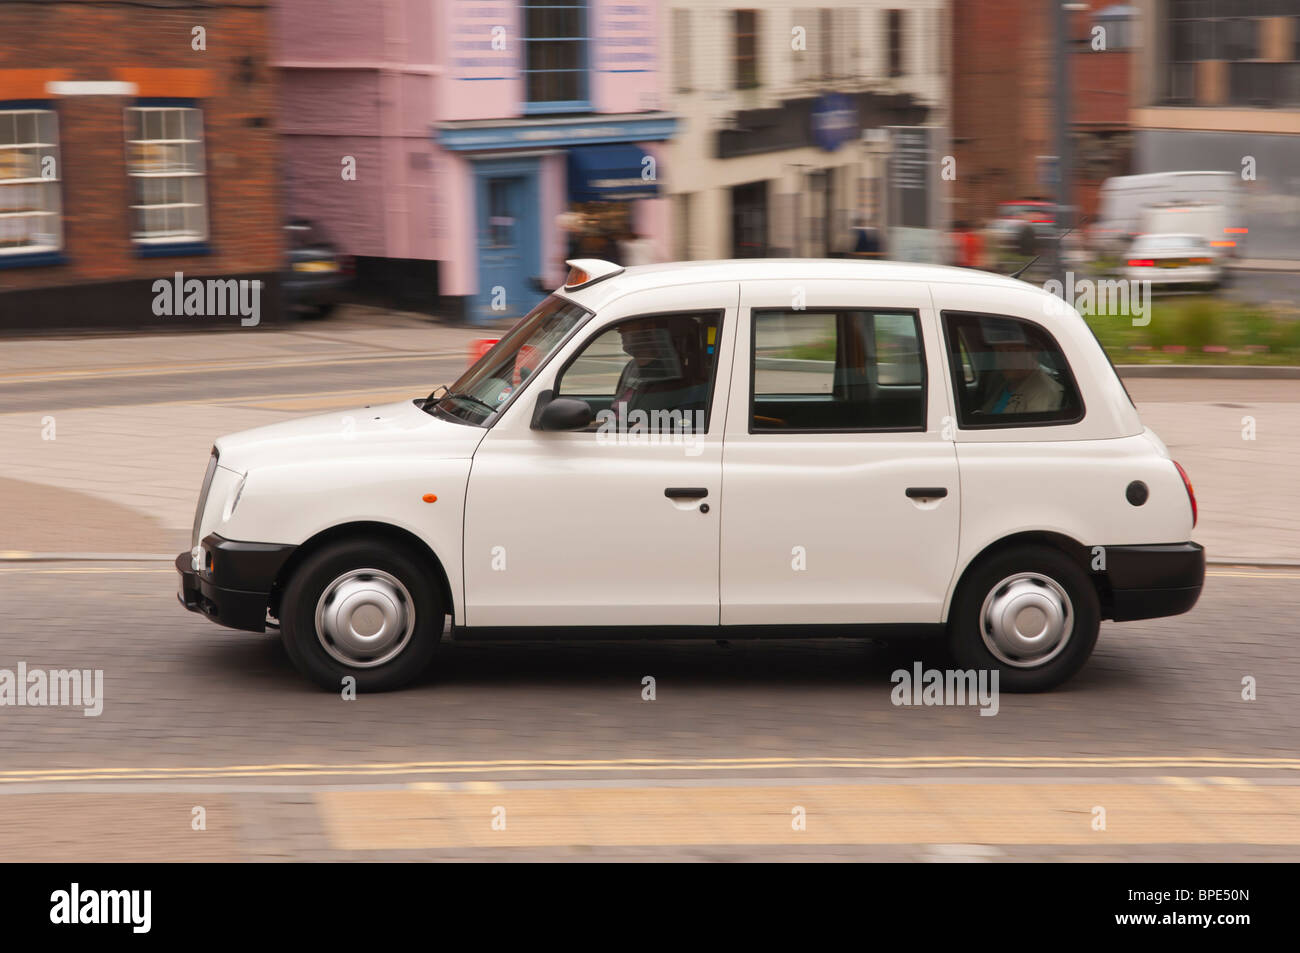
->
207, 399, 484, 624
946, 435, 1193, 616
186, 259, 1197, 635
719, 277, 960, 625
462, 280, 738, 627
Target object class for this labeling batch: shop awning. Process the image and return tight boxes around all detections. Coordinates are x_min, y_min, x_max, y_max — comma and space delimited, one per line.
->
567, 144, 659, 202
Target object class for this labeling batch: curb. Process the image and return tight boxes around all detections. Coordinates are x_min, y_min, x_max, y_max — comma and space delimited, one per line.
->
1206, 558, 1300, 569
1117, 364, 1300, 379
1228, 261, 1300, 273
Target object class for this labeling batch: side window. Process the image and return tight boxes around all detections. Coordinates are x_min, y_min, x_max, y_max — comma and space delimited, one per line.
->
753, 311, 837, 396
556, 311, 722, 433
873, 311, 922, 385
957, 336, 976, 385
942, 311, 1084, 428
751, 308, 926, 432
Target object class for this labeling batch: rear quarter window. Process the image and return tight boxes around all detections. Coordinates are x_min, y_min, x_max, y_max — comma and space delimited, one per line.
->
941, 311, 1084, 429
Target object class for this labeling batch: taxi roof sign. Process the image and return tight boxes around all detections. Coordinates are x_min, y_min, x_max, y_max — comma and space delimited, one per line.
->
563, 259, 624, 290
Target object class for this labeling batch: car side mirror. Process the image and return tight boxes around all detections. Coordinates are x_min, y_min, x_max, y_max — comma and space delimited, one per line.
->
532, 391, 594, 431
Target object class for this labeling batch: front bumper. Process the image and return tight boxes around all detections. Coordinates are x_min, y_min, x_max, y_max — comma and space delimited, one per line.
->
176, 535, 296, 633
283, 273, 345, 310
1103, 542, 1205, 622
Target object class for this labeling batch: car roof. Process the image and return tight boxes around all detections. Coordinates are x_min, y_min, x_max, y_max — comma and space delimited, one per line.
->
574, 258, 1034, 297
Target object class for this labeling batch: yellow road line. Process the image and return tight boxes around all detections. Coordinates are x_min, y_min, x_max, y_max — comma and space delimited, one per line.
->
4, 755, 1300, 785
0, 383, 431, 415
1207, 570, 1300, 579
0, 350, 461, 386
236, 389, 425, 412
315, 782, 1300, 848
213, 384, 425, 405
0, 567, 175, 574
1209, 776, 1256, 789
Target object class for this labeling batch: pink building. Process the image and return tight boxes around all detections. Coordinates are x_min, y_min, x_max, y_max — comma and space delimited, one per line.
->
276, 0, 674, 323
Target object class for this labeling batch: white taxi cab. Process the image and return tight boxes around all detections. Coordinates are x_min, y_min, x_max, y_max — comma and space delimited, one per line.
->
177, 259, 1204, 692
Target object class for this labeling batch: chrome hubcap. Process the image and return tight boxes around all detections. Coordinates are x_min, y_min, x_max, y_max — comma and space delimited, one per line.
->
314, 568, 414, 668
979, 572, 1073, 668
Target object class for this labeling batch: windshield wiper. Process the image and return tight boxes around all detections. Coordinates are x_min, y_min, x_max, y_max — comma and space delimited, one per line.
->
438, 391, 498, 415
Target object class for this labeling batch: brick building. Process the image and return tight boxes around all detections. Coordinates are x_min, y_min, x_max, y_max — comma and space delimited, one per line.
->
950, 0, 1135, 227
0, 0, 281, 331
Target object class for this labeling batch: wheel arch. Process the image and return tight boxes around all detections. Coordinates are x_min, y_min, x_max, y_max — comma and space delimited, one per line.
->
268, 521, 457, 624
945, 531, 1108, 622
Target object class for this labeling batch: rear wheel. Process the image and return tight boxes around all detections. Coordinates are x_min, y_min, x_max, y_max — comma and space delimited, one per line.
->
948, 545, 1099, 692
280, 539, 442, 691
303, 302, 338, 320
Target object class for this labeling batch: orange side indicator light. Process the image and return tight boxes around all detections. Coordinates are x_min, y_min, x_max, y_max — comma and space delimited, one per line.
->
422, 494, 438, 503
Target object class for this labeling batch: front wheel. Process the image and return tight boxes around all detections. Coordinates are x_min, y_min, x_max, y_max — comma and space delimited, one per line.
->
948, 546, 1099, 692
280, 539, 442, 691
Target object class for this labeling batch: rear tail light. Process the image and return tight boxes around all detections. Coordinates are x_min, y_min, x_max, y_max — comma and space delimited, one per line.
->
1128, 259, 1154, 267
1189, 257, 1213, 265
1211, 240, 1236, 248
1173, 460, 1197, 528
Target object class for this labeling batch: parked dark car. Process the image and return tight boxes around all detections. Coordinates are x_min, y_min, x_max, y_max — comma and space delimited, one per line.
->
284, 219, 349, 319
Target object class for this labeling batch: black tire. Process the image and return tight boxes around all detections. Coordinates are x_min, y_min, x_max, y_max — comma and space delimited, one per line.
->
279, 539, 442, 692
306, 302, 338, 320
948, 545, 1099, 692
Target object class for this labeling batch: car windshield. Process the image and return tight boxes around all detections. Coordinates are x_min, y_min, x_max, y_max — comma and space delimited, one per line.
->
429, 294, 590, 425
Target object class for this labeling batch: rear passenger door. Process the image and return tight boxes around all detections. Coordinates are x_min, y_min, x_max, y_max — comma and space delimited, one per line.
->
720, 279, 960, 626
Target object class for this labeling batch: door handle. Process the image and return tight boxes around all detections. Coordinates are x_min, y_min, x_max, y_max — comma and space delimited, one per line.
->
665, 487, 709, 500
905, 487, 948, 499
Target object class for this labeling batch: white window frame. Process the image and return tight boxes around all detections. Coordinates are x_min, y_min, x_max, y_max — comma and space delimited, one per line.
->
124, 104, 209, 247
0, 107, 63, 257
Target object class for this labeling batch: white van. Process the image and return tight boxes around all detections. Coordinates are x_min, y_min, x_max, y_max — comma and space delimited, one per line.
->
177, 259, 1204, 693
1097, 171, 1244, 257
1139, 202, 1230, 257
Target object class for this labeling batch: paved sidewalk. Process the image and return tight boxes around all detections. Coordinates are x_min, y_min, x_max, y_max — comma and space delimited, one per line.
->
1125, 379, 1300, 562
0, 304, 508, 379
0, 327, 1296, 561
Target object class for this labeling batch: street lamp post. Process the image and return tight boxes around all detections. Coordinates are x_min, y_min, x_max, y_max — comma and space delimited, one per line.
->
1053, 2, 1089, 286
